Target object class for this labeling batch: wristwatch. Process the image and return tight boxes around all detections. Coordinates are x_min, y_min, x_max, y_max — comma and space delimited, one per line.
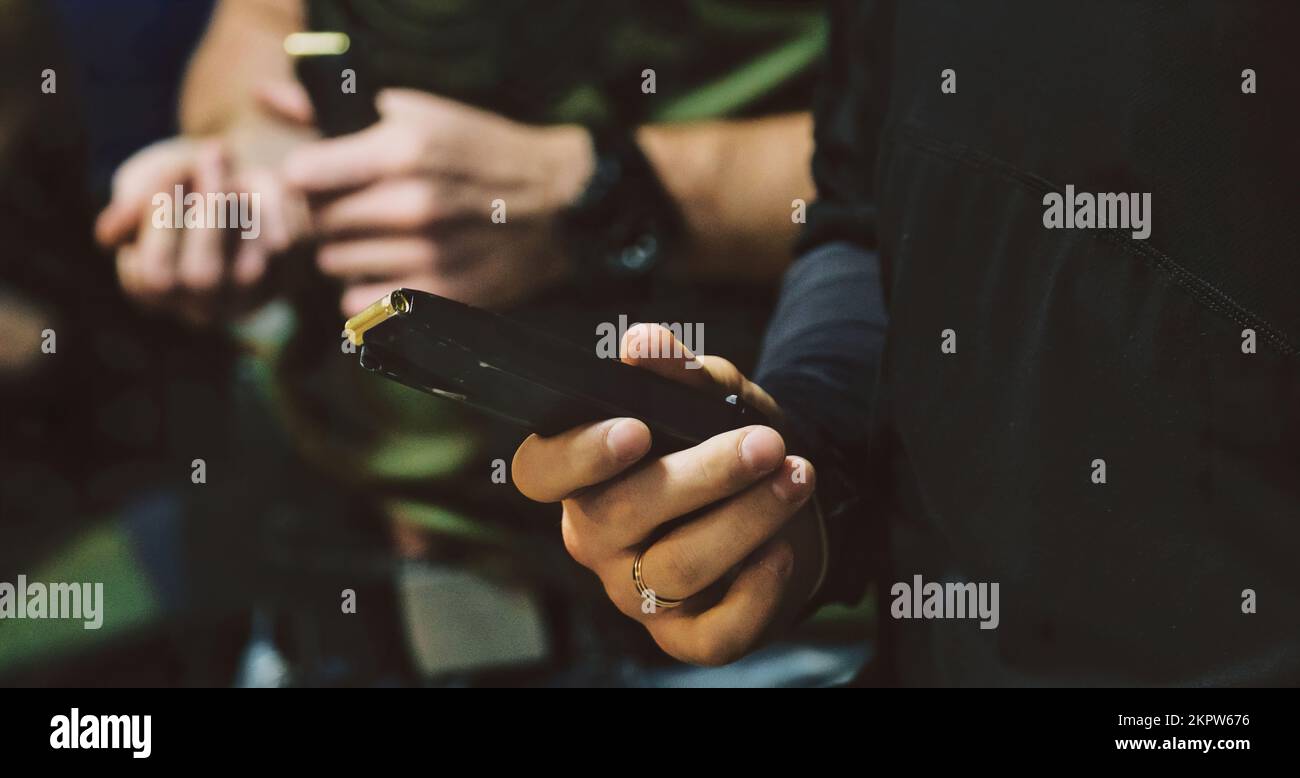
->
559, 128, 683, 286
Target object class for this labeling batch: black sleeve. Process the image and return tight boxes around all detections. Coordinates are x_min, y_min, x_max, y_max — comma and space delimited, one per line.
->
754, 0, 892, 607
796, 0, 891, 257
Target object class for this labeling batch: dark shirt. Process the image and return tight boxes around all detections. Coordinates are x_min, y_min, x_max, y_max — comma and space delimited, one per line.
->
758, 0, 1300, 685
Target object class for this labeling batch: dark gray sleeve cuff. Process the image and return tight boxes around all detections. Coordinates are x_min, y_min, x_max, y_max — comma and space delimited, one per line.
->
755, 241, 887, 606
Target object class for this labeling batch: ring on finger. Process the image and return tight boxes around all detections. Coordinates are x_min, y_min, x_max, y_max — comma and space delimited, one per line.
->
633, 547, 685, 610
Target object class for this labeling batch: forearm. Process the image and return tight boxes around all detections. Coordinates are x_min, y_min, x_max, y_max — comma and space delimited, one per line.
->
179, 0, 302, 142
637, 113, 815, 282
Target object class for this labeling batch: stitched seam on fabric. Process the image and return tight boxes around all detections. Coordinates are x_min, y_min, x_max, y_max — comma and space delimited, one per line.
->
887, 124, 1297, 358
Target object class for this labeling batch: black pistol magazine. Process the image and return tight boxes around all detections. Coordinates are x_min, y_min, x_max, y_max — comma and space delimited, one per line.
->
343, 289, 769, 457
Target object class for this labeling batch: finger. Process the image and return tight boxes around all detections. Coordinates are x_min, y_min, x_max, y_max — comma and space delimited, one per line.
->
636, 457, 814, 602
651, 539, 795, 667
512, 418, 652, 503
133, 204, 182, 296
177, 142, 227, 291
570, 425, 785, 549
621, 322, 780, 418
317, 237, 440, 278
237, 167, 305, 254
311, 178, 453, 237
376, 88, 435, 118
96, 199, 148, 250
95, 139, 195, 247
255, 80, 316, 126
116, 246, 147, 302
231, 242, 269, 288
619, 322, 716, 383
282, 122, 411, 192
375, 88, 464, 120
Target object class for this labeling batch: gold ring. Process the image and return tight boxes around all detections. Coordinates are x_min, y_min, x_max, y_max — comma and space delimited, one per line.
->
633, 548, 684, 610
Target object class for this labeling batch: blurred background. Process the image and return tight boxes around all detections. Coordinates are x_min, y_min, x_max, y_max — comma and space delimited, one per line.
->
0, 0, 871, 687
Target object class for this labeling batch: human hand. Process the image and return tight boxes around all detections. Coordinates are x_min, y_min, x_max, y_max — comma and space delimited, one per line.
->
512, 324, 826, 665
282, 88, 593, 314
95, 84, 315, 323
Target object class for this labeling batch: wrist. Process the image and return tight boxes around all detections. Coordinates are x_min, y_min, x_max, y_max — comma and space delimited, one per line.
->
540, 124, 595, 213
635, 123, 723, 231
556, 127, 684, 286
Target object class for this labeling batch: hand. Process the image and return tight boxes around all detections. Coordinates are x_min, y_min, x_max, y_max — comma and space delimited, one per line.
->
282, 88, 593, 314
95, 83, 315, 323
512, 324, 826, 666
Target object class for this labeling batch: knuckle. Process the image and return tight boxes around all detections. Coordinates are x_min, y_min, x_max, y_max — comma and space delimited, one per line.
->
661, 545, 703, 593
179, 272, 218, 294
682, 630, 747, 668
648, 628, 687, 661
574, 483, 632, 527
179, 263, 221, 293
382, 139, 421, 175
692, 450, 723, 489
559, 513, 593, 568
402, 128, 432, 167
139, 270, 175, 295
390, 184, 439, 231
409, 184, 442, 226
700, 431, 761, 489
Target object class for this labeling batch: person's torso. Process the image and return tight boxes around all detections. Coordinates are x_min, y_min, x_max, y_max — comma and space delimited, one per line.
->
870, 0, 1300, 685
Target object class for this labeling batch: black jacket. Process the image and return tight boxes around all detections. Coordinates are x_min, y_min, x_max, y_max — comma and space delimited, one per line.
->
757, 0, 1300, 686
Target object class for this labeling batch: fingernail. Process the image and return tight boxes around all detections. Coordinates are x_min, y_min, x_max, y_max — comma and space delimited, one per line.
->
606, 419, 650, 462
739, 428, 784, 473
771, 457, 812, 503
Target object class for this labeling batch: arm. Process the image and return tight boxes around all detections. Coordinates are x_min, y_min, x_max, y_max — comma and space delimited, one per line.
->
280, 93, 816, 312
509, 0, 889, 665
280, 102, 816, 312
637, 113, 815, 282
95, 0, 312, 323
180, 0, 303, 138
